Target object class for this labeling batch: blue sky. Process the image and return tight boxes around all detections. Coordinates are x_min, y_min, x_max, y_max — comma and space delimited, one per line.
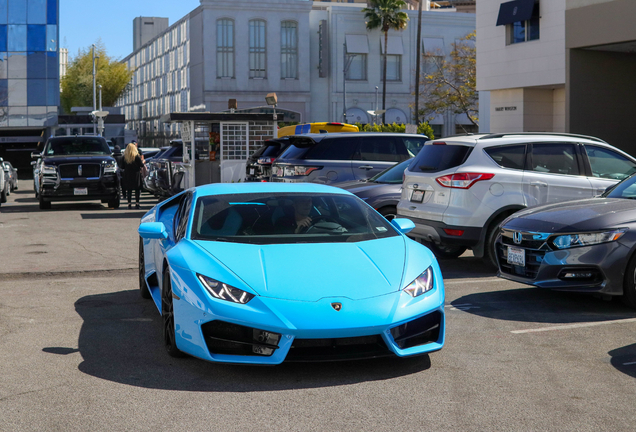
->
60, 0, 201, 60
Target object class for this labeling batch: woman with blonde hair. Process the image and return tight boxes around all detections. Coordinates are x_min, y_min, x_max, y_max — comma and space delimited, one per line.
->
121, 143, 144, 209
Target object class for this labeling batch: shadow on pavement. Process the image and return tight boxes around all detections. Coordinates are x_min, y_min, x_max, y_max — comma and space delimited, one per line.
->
58, 289, 432, 391
451, 287, 636, 324
81, 212, 147, 219
438, 256, 497, 280
608, 343, 636, 379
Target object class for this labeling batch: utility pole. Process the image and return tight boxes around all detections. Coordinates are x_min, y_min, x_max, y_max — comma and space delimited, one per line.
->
374, 86, 379, 124
92, 44, 97, 133
414, 0, 423, 125
342, 43, 356, 123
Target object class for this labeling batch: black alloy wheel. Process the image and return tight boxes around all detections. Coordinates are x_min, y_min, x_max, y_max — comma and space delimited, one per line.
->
139, 238, 151, 299
0, 183, 7, 203
162, 267, 185, 358
108, 195, 121, 209
378, 206, 397, 221
622, 254, 636, 309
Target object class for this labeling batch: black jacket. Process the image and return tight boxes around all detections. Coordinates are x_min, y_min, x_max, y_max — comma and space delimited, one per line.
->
122, 155, 144, 190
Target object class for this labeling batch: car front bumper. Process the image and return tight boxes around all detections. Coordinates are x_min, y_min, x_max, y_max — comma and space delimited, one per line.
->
496, 237, 629, 296
40, 176, 119, 201
168, 267, 446, 364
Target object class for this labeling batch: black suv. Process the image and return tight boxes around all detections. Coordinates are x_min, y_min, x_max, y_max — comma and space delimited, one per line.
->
34, 136, 120, 210
245, 137, 292, 182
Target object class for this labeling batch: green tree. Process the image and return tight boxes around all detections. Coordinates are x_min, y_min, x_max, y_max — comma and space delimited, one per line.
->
362, 0, 409, 124
60, 42, 133, 114
417, 31, 478, 131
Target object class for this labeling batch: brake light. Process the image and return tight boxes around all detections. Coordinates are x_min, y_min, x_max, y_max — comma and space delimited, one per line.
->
432, 141, 446, 145
295, 166, 319, 176
443, 229, 465, 237
327, 122, 343, 126
436, 173, 495, 189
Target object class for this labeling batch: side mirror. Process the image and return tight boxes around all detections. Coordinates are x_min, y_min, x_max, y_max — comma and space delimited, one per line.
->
30, 161, 37, 166
391, 218, 415, 234
3, 167, 8, 173
138, 222, 168, 240
31, 152, 41, 159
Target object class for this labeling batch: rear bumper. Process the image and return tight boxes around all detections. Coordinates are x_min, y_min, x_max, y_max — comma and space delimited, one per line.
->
401, 215, 482, 247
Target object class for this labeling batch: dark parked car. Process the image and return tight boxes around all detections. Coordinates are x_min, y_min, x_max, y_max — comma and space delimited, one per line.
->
2, 160, 18, 192
271, 133, 428, 184
334, 158, 412, 220
34, 136, 120, 210
147, 139, 206, 198
245, 137, 292, 182
496, 173, 636, 308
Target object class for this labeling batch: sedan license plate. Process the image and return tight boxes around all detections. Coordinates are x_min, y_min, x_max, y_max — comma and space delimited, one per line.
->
411, 190, 424, 203
74, 187, 88, 196
507, 246, 525, 266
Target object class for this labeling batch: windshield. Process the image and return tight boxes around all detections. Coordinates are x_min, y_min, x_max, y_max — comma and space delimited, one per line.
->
603, 174, 636, 199
369, 158, 413, 184
45, 138, 111, 156
191, 193, 398, 244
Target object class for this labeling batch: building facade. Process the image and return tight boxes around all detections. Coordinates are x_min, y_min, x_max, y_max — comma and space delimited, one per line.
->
477, 0, 636, 154
0, 0, 60, 171
116, 0, 475, 138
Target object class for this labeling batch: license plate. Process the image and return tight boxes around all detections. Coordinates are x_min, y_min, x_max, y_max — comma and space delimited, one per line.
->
410, 190, 424, 203
507, 246, 525, 266
74, 187, 88, 196
250, 168, 255, 175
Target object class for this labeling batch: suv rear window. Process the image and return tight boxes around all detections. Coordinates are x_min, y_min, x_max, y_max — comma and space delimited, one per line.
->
279, 137, 359, 161
408, 144, 472, 173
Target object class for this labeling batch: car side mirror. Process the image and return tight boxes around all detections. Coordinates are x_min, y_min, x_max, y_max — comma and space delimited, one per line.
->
138, 222, 168, 240
391, 218, 415, 234
31, 152, 41, 159
3, 167, 8, 173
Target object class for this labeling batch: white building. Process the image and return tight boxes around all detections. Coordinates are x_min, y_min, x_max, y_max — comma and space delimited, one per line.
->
116, 0, 475, 138
477, 0, 636, 154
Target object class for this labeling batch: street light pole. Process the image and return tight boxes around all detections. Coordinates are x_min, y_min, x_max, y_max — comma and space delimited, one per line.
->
414, 0, 423, 125
92, 44, 96, 111
342, 43, 356, 123
97, 84, 104, 136
374, 86, 379, 125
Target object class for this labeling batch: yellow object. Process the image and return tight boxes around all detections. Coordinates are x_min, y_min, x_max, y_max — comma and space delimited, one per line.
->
277, 122, 359, 138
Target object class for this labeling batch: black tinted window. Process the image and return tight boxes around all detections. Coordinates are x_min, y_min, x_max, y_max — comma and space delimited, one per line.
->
485, 145, 526, 170
408, 144, 472, 173
302, 137, 359, 161
261, 143, 284, 157
531, 143, 579, 175
355, 136, 409, 162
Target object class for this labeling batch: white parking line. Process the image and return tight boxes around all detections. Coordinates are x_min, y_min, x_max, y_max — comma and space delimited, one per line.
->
623, 361, 636, 366
511, 318, 636, 334
444, 277, 501, 286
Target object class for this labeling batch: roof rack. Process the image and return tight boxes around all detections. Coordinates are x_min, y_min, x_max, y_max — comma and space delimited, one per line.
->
478, 132, 607, 144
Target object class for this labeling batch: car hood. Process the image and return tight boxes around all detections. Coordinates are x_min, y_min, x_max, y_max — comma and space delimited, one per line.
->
504, 198, 636, 232
192, 236, 407, 302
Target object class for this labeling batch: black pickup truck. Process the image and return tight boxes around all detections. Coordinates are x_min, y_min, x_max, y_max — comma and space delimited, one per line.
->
34, 136, 120, 210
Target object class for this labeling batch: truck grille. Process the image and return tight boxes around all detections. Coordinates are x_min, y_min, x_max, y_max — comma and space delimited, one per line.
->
59, 164, 101, 179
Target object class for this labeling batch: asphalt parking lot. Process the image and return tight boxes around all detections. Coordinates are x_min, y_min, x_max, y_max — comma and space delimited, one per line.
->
1, 188, 636, 431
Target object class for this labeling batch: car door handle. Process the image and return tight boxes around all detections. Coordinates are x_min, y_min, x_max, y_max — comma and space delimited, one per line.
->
530, 181, 548, 187
358, 165, 374, 170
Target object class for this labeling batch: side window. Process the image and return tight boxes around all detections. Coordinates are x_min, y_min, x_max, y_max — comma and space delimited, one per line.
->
485, 145, 526, 170
305, 137, 359, 161
585, 145, 636, 180
355, 136, 408, 162
530, 143, 579, 176
402, 137, 428, 157
174, 193, 193, 242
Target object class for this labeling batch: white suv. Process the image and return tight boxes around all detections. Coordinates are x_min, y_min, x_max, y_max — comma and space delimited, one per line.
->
397, 133, 636, 266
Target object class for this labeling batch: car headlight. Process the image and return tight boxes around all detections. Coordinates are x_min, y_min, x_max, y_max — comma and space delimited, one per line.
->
103, 161, 117, 174
552, 229, 627, 249
197, 274, 255, 304
41, 164, 57, 175
403, 266, 434, 297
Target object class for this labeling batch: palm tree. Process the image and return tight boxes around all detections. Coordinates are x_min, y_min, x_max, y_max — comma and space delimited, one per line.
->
363, 0, 409, 124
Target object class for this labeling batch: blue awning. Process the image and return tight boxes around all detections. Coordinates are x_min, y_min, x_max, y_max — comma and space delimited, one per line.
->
496, 0, 535, 26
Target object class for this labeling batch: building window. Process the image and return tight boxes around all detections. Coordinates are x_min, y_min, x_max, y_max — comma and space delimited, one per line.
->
346, 54, 367, 81
281, 21, 297, 79
381, 55, 401, 81
504, 1, 540, 45
216, 19, 234, 78
249, 20, 266, 78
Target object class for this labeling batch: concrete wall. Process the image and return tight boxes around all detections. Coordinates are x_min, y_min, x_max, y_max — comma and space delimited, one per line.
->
566, 0, 636, 48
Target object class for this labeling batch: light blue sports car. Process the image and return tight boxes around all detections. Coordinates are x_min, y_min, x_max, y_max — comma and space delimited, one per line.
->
137, 183, 445, 364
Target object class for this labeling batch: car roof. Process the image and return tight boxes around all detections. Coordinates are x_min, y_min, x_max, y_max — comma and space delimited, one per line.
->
291, 132, 429, 143
436, 132, 609, 147
193, 182, 354, 197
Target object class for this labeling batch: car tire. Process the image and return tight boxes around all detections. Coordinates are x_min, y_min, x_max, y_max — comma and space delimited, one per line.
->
139, 238, 151, 299
378, 206, 397, 221
1, 185, 7, 203
108, 196, 121, 209
162, 267, 185, 358
39, 194, 51, 210
483, 214, 508, 268
424, 241, 467, 259
622, 254, 636, 309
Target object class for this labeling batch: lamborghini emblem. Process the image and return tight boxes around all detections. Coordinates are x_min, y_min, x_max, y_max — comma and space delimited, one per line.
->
331, 302, 342, 312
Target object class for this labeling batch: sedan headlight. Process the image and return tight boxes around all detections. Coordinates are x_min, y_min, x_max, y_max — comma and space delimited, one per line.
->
552, 229, 627, 249
103, 161, 117, 174
403, 266, 434, 297
41, 164, 57, 175
197, 274, 255, 304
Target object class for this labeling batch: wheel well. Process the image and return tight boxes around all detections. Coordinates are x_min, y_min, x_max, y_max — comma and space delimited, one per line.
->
473, 206, 525, 257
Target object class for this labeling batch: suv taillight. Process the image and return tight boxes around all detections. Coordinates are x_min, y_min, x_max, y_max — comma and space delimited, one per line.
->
436, 173, 495, 189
